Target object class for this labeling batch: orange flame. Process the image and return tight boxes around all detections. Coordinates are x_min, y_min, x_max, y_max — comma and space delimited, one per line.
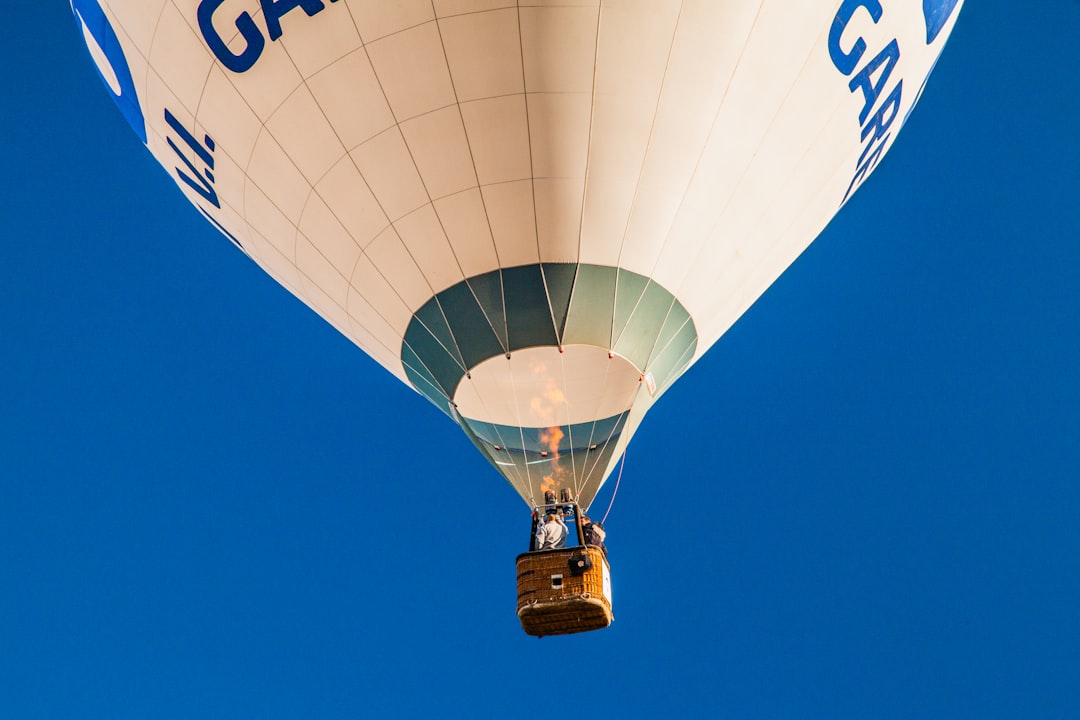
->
529, 359, 572, 501
539, 425, 566, 496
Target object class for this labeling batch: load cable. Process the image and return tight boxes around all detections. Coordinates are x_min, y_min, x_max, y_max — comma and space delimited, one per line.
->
599, 450, 626, 525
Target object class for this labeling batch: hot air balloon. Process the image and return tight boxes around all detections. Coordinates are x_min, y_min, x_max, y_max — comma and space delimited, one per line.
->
73, 0, 963, 636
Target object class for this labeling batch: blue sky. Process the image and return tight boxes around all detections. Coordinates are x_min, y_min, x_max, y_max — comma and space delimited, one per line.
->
2, 2, 1077, 718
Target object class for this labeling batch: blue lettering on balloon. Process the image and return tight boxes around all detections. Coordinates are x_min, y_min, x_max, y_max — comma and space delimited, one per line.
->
165, 109, 244, 249
829, 2, 909, 203
197, 0, 265, 74
261, 0, 336, 42
197, 0, 339, 73
71, 0, 146, 143
165, 109, 220, 209
842, 79, 904, 201
828, 0, 882, 75
848, 39, 900, 125
859, 80, 903, 150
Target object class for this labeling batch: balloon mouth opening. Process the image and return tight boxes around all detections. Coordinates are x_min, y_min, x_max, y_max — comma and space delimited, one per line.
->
452, 345, 641, 427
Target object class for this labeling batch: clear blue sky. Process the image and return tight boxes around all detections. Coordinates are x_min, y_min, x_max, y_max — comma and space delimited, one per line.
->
2, 2, 1077, 718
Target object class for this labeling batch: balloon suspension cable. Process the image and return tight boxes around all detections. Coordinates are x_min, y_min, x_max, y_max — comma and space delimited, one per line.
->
599, 451, 626, 525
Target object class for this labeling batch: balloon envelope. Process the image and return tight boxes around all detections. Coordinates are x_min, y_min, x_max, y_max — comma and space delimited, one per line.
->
74, 0, 962, 508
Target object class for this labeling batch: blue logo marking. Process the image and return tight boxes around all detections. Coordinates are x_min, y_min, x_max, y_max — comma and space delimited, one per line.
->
923, 0, 960, 44
164, 109, 220, 209
71, 0, 146, 143
165, 109, 244, 250
198, 0, 340, 74
828, 1, 906, 203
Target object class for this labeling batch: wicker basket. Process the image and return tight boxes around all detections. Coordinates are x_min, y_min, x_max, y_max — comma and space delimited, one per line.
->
516, 547, 613, 637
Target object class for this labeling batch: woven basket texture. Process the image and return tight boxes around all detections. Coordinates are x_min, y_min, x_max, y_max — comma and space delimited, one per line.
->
516, 547, 612, 636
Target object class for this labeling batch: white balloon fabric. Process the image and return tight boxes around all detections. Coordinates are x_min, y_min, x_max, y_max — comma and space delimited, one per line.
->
74, 0, 962, 508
